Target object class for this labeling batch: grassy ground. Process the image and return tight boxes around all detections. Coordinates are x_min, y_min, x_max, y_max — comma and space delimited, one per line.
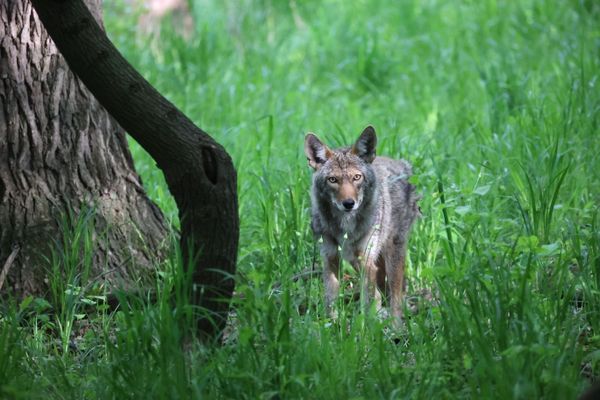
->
2, 0, 599, 398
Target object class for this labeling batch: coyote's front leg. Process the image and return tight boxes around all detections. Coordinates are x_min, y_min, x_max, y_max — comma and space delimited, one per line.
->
348, 251, 382, 315
386, 238, 407, 327
321, 237, 340, 318
361, 260, 382, 313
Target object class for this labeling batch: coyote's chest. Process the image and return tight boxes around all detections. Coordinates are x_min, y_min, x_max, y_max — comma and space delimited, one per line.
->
338, 204, 385, 266
339, 213, 359, 236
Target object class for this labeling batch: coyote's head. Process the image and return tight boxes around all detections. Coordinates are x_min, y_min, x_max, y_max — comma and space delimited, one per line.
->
304, 126, 377, 213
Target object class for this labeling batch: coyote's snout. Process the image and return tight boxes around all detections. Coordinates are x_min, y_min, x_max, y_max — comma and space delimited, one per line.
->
305, 126, 420, 324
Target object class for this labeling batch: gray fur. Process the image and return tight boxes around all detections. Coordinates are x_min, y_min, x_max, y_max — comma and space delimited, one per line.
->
305, 126, 421, 324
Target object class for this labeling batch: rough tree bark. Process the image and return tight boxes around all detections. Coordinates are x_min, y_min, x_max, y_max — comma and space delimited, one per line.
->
31, 0, 239, 339
0, 1, 168, 296
1, 0, 240, 339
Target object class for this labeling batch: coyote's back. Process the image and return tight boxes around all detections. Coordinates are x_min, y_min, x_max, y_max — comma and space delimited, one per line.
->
304, 126, 420, 324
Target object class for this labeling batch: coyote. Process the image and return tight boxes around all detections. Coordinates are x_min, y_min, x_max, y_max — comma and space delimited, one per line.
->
304, 126, 420, 323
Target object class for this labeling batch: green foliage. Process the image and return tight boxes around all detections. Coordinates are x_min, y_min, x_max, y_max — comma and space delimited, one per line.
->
1, 0, 599, 398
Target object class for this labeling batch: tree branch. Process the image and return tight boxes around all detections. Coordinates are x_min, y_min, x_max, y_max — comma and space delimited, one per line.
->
30, 0, 239, 340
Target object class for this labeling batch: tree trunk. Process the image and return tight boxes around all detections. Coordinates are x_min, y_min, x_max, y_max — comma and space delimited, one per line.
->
0, 1, 169, 297
28, 0, 240, 339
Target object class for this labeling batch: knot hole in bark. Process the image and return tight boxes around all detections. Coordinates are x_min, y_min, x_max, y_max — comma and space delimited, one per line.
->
65, 17, 91, 36
202, 146, 218, 184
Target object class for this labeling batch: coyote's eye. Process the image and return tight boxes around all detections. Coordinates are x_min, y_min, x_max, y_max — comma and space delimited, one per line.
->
327, 177, 338, 184
353, 174, 362, 181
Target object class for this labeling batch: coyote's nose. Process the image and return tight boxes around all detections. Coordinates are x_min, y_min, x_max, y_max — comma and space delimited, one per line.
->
342, 199, 355, 210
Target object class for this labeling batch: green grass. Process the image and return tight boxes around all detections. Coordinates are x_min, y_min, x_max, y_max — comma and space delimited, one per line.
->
2, 0, 600, 398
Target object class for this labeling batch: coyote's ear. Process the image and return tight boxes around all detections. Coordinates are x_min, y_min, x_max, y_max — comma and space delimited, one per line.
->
352, 125, 377, 163
304, 133, 332, 170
